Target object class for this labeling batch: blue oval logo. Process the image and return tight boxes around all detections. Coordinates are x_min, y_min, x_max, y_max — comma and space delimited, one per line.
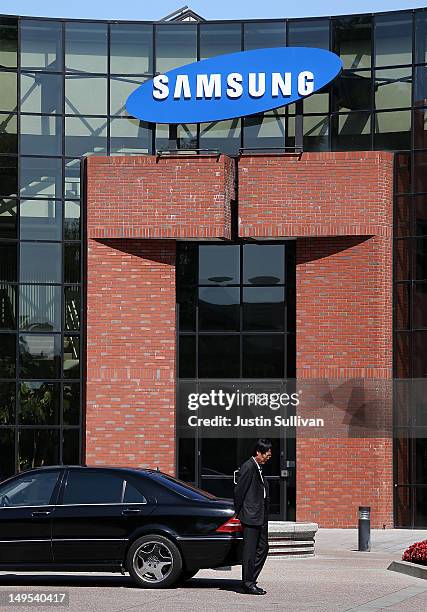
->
126, 47, 342, 124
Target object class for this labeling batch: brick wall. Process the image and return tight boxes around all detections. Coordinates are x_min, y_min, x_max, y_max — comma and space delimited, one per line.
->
86, 155, 234, 240
85, 238, 176, 473
238, 152, 394, 527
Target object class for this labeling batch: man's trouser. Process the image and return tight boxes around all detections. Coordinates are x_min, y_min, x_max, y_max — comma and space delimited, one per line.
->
242, 503, 269, 589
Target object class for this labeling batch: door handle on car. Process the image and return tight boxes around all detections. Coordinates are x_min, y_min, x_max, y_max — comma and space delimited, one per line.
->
31, 510, 51, 517
122, 508, 141, 516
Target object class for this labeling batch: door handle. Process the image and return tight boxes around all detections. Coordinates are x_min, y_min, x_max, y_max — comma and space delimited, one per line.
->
122, 508, 141, 516
31, 511, 51, 517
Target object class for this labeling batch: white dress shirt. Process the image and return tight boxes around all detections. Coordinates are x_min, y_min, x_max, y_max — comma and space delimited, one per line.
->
252, 456, 266, 498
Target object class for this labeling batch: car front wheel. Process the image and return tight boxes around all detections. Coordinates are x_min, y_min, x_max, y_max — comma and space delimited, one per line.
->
127, 534, 183, 588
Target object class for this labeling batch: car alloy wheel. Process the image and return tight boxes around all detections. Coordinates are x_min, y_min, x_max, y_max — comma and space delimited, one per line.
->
127, 534, 183, 588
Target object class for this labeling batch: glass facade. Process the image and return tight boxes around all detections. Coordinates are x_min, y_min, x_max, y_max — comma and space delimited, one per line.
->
0, 9, 425, 524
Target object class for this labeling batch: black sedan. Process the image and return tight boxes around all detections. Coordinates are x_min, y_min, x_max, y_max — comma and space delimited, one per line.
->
0, 466, 243, 588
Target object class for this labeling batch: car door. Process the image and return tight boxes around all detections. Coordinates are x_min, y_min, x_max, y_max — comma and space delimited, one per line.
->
0, 469, 63, 565
51, 468, 155, 565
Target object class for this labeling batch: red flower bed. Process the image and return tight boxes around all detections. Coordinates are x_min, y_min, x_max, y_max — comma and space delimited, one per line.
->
402, 540, 427, 565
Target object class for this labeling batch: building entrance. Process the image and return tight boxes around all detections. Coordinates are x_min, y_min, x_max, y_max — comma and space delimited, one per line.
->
176, 241, 296, 520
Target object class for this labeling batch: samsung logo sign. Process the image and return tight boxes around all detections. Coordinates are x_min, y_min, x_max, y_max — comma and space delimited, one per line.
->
126, 47, 342, 124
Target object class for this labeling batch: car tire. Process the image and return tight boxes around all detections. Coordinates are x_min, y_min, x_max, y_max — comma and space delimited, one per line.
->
127, 534, 183, 589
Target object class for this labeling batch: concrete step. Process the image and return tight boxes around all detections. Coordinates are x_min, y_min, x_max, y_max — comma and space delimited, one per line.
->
266, 522, 318, 557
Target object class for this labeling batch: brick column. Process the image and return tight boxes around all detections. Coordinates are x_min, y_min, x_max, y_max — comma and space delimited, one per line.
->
239, 152, 394, 527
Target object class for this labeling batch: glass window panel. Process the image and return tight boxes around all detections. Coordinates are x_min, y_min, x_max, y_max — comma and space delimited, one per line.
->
288, 115, 330, 151
20, 157, 62, 199
242, 335, 284, 378
199, 245, 240, 285
63, 429, 80, 464
414, 151, 427, 193
64, 200, 80, 240
110, 118, 151, 155
395, 485, 411, 527
332, 71, 372, 112
155, 24, 197, 73
0, 333, 15, 378
416, 238, 427, 280
395, 194, 411, 237
110, 24, 153, 74
414, 283, 427, 328
0, 113, 17, 155
333, 16, 372, 69
395, 238, 411, 282
177, 285, 195, 332
0, 18, 17, 68
179, 335, 196, 378
65, 116, 107, 157
20, 243, 61, 284
64, 335, 80, 379
395, 282, 410, 330
199, 120, 241, 155
21, 72, 62, 114
0, 71, 17, 111
396, 152, 411, 194
415, 486, 427, 527
415, 10, 427, 64
243, 287, 285, 331
413, 108, 427, 149
199, 24, 241, 60
332, 112, 371, 151
19, 285, 61, 332
110, 76, 147, 117
0, 242, 17, 282
243, 114, 285, 151
0, 198, 17, 239
177, 242, 197, 287
20, 115, 62, 156
414, 66, 427, 108
21, 20, 63, 71
374, 110, 411, 150
198, 287, 240, 331
198, 335, 240, 378
64, 243, 80, 284
18, 429, 59, 471
20, 199, 62, 241
243, 244, 284, 285
19, 333, 61, 379
0, 469, 61, 506
244, 22, 285, 50
65, 22, 107, 73
65, 75, 107, 115
0, 156, 17, 198
395, 331, 410, 377
288, 19, 330, 49
415, 440, 427, 485
19, 381, 60, 425
375, 13, 412, 67
62, 470, 124, 504
0, 283, 16, 329
63, 382, 80, 425
156, 123, 197, 152
64, 286, 80, 332
64, 159, 81, 199
414, 331, 427, 377
415, 195, 427, 235
0, 382, 15, 424
303, 93, 329, 114
375, 67, 412, 110
0, 431, 14, 485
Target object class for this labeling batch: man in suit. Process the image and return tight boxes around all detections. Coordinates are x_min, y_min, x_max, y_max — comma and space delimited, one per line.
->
234, 439, 272, 595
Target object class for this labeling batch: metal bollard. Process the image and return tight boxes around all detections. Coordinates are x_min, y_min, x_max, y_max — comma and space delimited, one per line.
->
358, 506, 371, 552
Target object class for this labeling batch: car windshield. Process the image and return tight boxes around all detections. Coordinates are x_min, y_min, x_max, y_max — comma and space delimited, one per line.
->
147, 472, 218, 501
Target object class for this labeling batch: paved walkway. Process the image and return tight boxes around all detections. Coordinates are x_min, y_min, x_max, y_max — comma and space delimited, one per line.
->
1, 529, 427, 611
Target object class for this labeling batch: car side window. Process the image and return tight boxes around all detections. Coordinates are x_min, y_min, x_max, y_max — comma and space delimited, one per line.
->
61, 470, 125, 505
0, 471, 60, 507
123, 480, 147, 504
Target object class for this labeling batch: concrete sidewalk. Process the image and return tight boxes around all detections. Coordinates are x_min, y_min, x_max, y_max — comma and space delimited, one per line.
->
1, 529, 427, 611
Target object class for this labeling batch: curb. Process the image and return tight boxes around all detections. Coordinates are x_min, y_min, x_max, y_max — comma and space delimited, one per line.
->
388, 560, 427, 580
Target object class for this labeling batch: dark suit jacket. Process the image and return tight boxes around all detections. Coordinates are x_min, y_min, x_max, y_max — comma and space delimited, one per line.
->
234, 457, 269, 526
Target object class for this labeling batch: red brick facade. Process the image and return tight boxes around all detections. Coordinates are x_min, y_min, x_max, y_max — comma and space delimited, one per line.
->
86, 151, 394, 527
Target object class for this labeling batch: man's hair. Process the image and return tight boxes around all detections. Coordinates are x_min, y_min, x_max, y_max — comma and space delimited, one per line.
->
253, 439, 272, 456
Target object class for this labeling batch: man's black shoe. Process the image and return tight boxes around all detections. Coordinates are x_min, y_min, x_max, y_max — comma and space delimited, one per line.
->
242, 585, 266, 595
256, 587, 267, 595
